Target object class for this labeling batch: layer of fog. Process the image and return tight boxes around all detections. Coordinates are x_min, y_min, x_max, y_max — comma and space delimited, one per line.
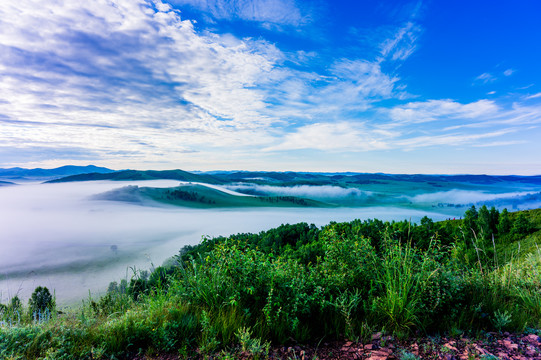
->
223, 184, 379, 202
408, 189, 539, 208
0, 181, 454, 306
223, 183, 541, 209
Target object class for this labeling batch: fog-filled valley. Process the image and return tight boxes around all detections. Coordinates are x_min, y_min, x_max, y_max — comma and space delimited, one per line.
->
2, 172, 541, 306
0, 180, 455, 305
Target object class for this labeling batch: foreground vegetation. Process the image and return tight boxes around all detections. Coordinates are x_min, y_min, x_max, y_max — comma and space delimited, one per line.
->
1, 206, 540, 359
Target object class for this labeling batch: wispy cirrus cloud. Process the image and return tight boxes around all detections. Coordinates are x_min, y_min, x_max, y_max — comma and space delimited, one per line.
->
474, 68, 516, 85
395, 128, 518, 150
474, 72, 497, 84
380, 21, 422, 61
526, 92, 541, 100
169, 0, 310, 27
264, 122, 390, 151
387, 99, 499, 125
503, 68, 515, 76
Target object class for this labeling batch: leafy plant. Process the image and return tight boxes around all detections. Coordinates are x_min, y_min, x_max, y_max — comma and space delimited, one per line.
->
492, 309, 512, 331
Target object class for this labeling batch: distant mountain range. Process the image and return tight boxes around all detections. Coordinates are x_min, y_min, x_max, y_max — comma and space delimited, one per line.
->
43, 168, 541, 186
2, 165, 540, 186
3, 166, 541, 210
0, 165, 114, 182
46, 169, 222, 184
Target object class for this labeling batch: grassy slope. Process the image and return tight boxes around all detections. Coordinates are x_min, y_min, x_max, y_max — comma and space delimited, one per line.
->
1, 209, 540, 359
93, 183, 330, 208
141, 184, 329, 208
46, 169, 223, 185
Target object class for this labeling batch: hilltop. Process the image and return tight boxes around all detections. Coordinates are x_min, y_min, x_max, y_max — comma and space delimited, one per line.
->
0, 165, 114, 182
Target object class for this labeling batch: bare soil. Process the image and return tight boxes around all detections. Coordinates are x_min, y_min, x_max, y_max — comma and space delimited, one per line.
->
131, 331, 541, 359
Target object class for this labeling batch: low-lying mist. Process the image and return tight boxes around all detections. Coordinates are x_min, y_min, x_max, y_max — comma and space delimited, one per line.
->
223, 183, 541, 209
223, 184, 384, 204
0, 180, 527, 306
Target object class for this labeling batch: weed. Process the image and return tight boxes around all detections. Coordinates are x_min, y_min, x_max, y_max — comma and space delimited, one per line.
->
236, 326, 270, 359
200, 310, 220, 354
397, 348, 420, 360
492, 309, 512, 331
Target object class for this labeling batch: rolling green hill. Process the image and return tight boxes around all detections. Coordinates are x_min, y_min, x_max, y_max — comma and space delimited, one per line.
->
94, 183, 329, 208
46, 169, 222, 184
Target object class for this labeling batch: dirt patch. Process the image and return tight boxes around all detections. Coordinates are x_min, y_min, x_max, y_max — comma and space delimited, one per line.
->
130, 331, 541, 359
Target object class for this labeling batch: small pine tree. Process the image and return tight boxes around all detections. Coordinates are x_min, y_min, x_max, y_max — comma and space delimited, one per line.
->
477, 205, 491, 242
10, 295, 22, 311
463, 205, 479, 243
489, 206, 499, 235
498, 208, 512, 235
28, 286, 54, 314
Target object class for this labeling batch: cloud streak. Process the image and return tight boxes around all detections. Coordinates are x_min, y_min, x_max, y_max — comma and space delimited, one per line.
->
169, 0, 309, 27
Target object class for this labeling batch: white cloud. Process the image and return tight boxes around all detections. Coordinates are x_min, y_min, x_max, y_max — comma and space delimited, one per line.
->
526, 92, 541, 100
329, 59, 398, 99
380, 22, 422, 61
503, 68, 515, 76
223, 184, 374, 200
408, 189, 532, 204
169, 0, 308, 27
388, 99, 499, 124
395, 128, 517, 149
265, 122, 389, 152
474, 72, 496, 84
472, 140, 526, 147
442, 103, 541, 130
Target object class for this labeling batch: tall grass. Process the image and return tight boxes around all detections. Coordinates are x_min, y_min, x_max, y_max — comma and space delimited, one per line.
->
372, 236, 440, 336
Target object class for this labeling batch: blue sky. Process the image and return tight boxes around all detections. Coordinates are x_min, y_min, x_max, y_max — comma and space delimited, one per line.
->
0, 0, 540, 174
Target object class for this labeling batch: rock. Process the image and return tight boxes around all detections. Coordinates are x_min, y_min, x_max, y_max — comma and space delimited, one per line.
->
473, 344, 487, 355
443, 342, 459, 352
368, 349, 390, 360
503, 339, 519, 351
372, 332, 382, 341
410, 343, 419, 356
365, 344, 373, 350
523, 334, 541, 345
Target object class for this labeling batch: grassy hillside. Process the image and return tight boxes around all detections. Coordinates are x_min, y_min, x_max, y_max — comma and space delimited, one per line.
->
46, 169, 223, 185
93, 184, 329, 208
1, 208, 540, 359
143, 185, 328, 208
